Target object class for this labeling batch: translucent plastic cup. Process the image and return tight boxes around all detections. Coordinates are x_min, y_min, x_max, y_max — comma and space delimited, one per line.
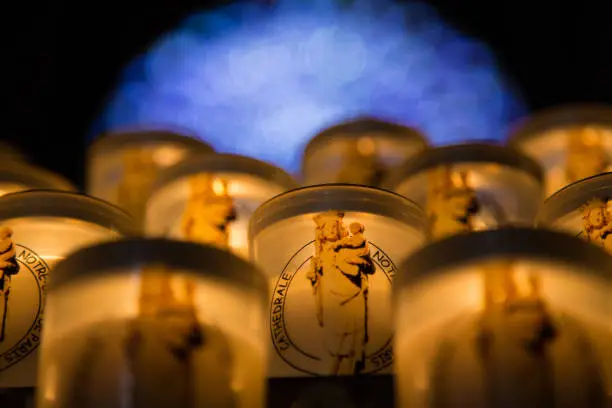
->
36, 239, 268, 408
507, 104, 612, 196
87, 129, 215, 227
249, 184, 428, 379
394, 227, 612, 408
301, 118, 428, 187
0, 190, 136, 388
145, 154, 297, 260
383, 143, 543, 240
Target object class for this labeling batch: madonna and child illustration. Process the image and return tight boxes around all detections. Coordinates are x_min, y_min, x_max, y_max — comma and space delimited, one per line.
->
426, 166, 511, 239
180, 174, 237, 249
578, 197, 612, 253
0, 226, 19, 345
429, 261, 606, 407
272, 210, 396, 377
64, 266, 237, 408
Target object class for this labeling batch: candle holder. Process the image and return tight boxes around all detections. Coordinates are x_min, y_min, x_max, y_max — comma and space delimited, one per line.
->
537, 172, 612, 254
249, 184, 427, 407
394, 227, 612, 408
0, 161, 75, 197
145, 154, 297, 259
87, 129, 215, 228
36, 238, 268, 408
383, 143, 544, 240
0, 190, 136, 388
301, 118, 428, 187
507, 104, 612, 196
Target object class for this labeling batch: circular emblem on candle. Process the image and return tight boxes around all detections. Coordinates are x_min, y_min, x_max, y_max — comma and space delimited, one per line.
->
270, 213, 396, 376
0, 230, 47, 372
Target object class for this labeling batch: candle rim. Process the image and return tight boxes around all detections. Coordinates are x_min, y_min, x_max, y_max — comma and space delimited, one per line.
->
248, 183, 428, 240
0, 189, 137, 236
302, 116, 428, 159
537, 171, 612, 225
392, 226, 612, 299
49, 237, 269, 300
149, 153, 298, 198
87, 127, 215, 155
381, 142, 544, 190
507, 103, 612, 145
0, 161, 76, 192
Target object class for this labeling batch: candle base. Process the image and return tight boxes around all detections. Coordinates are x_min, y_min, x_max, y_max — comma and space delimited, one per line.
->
267, 375, 394, 408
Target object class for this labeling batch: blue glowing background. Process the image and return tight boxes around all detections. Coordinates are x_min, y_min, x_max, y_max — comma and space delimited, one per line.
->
96, 0, 525, 172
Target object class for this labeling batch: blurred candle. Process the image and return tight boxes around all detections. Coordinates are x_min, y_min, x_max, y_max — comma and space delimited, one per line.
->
537, 172, 612, 253
0, 161, 75, 197
383, 143, 543, 240
0, 190, 136, 389
393, 228, 612, 408
249, 185, 427, 407
86, 129, 215, 228
301, 117, 428, 187
145, 154, 297, 260
36, 238, 268, 408
507, 104, 612, 196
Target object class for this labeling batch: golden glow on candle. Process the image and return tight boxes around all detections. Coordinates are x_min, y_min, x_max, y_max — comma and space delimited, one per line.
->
395, 259, 612, 408
0, 191, 133, 388
146, 170, 293, 260
251, 189, 426, 379
38, 264, 267, 408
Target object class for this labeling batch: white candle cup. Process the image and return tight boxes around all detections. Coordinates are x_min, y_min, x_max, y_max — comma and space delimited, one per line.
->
86, 129, 215, 228
507, 104, 612, 197
383, 143, 544, 241
0, 190, 136, 388
36, 238, 269, 408
393, 227, 612, 408
537, 172, 612, 254
301, 118, 428, 187
145, 154, 298, 260
0, 161, 76, 197
248, 184, 428, 379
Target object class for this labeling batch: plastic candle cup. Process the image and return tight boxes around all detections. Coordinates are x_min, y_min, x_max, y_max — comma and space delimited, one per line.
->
86, 129, 215, 228
393, 227, 612, 408
249, 184, 427, 407
0, 161, 75, 197
36, 238, 269, 408
145, 154, 297, 260
301, 118, 428, 187
383, 143, 544, 241
0, 190, 136, 388
507, 104, 612, 196
537, 172, 612, 254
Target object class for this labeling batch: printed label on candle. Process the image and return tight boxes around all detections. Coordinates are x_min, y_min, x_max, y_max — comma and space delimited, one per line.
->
270, 211, 396, 376
427, 167, 505, 239
180, 174, 237, 250
0, 226, 48, 373
577, 196, 612, 253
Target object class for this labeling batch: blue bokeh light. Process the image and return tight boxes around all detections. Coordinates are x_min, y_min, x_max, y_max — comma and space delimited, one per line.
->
96, 0, 525, 172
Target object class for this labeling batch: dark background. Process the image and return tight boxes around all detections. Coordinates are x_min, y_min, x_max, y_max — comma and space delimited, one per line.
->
5, 0, 611, 187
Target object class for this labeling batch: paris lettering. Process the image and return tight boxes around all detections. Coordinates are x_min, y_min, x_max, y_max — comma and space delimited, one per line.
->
270, 211, 396, 376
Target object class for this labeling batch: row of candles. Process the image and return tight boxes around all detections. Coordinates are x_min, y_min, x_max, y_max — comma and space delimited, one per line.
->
0, 104, 610, 408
